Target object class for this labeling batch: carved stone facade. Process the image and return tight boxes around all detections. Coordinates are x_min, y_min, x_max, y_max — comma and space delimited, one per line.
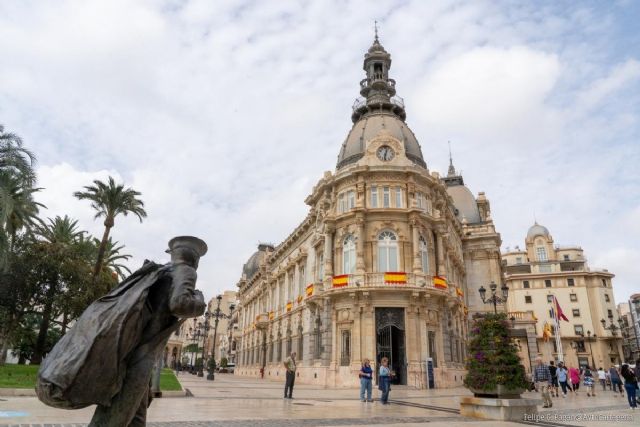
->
234, 36, 502, 389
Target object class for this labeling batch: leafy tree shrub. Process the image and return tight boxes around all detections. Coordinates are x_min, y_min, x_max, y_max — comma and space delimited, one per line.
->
463, 313, 528, 391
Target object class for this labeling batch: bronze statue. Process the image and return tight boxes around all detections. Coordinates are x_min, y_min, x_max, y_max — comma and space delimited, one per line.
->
36, 236, 208, 426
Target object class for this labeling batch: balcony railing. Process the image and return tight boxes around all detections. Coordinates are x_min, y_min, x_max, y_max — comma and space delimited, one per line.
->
329, 273, 452, 294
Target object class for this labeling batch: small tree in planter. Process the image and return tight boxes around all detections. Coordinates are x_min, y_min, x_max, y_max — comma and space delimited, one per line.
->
464, 312, 528, 398
206, 358, 216, 380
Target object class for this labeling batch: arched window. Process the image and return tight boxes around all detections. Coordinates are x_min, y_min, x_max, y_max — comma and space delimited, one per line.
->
536, 246, 547, 262
419, 236, 429, 274
343, 235, 356, 274
378, 231, 398, 272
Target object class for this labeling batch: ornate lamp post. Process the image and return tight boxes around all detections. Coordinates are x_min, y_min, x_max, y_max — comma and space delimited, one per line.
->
478, 281, 509, 314
197, 313, 212, 377
600, 316, 622, 363
207, 295, 235, 381
584, 330, 597, 369
187, 324, 202, 374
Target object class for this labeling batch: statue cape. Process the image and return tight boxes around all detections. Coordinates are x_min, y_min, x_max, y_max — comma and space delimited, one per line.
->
36, 262, 179, 409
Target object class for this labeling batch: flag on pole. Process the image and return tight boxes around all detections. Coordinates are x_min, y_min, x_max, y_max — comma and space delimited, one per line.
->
542, 322, 552, 341
553, 296, 569, 322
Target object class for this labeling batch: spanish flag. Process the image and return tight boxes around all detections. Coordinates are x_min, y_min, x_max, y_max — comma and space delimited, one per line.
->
456, 287, 464, 297
268, 311, 274, 320
286, 301, 293, 312
384, 272, 407, 284
296, 295, 303, 304
332, 274, 349, 287
434, 276, 448, 289
306, 283, 314, 296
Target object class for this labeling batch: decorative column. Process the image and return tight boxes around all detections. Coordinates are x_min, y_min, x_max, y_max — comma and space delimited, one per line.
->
323, 222, 335, 290
410, 217, 421, 273
356, 216, 365, 274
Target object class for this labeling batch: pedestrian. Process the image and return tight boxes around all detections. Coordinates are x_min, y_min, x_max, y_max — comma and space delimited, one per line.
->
605, 369, 611, 390
533, 357, 553, 408
610, 365, 623, 396
175, 361, 182, 375
597, 367, 606, 391
557, 362, 569, 398
569, 366, 580, 393
620, 364, 638, 410
584, 366, 595, 397
378, 357, 392, 405
283, 351, 297, 399
359, 358, 373, 402
549, 361, 559, 397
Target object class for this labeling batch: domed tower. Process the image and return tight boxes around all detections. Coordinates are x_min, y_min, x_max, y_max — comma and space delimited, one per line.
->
337, 33, 426, 169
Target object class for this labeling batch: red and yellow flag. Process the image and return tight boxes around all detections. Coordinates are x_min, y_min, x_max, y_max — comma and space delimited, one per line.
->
456, 287, 464, 297
332, 274, 349, 287
268, 311, 274, 320
384, 272, 407, 284
296, 295, 303, 304
542, 322, 552, 341
306, 283, 314, 296
286, 301, 293, 312
433, 276, 448, 289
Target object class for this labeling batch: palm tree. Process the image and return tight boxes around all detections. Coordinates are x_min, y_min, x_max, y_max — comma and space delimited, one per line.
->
36, 215, 85, 245
0, 171, 44, 269
98, 237, 132, 280
73, 176, 147, 281
0, 124, 36, 186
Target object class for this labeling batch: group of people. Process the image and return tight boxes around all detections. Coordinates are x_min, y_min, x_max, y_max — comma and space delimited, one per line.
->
533, 357, 639, 410
281, 352, 394, 404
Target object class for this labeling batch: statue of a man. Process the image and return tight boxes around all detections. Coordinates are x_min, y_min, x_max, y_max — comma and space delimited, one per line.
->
36, 236, 208, 426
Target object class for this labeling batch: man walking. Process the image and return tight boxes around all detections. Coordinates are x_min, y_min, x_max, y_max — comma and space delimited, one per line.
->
533, 357, 553, 408
597, 367, 606, 392
283, 352, 297, 399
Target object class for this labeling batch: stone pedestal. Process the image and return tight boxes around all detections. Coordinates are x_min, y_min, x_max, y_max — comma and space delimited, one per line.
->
459, 396, 541, 421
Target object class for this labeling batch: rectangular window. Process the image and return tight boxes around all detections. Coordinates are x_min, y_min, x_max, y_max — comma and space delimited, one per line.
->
395, 186, 402, 207
371, 185, 378, 208
563, 254, 570, 261
316, 252, 324, 281
545, 279, 552, 288
607, 309, 613, 317
536, 247, 548, 261
428, 331, 437, 368
601, 278, 607, 287
298, 265, 305, 295
572, 309, 580, 317
547, 294, 554, 303
570, 293, 577, 302
516, 257, 523, 264
576, 341, 586, 352
383, 186, 390, 207
340, 330, 351, 366
347, 190, 356, 209
525, 296, 532, 304
338, 193, 346, 213
288, 272, 294, 300
574, 325, 584, 336
604, 294, 610, 302
567, 278, 575, 287
416, 192, 424, 209
523, 280, 530, 289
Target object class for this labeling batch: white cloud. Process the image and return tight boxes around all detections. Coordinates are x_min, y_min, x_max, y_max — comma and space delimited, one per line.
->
1, 0, 638, 305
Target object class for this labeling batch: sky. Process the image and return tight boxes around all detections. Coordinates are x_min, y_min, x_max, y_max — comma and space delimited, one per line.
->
0, 0, 638, 305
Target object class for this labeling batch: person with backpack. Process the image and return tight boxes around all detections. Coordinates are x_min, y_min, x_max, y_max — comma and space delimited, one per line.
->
620, 364, 638, 410
583, 366, 595, 397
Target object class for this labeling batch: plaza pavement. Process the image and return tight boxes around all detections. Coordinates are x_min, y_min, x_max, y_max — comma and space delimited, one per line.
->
0, 373, 637, 426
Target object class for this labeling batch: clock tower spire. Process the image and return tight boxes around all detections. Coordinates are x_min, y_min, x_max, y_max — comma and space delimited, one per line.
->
351, 25, 406, 123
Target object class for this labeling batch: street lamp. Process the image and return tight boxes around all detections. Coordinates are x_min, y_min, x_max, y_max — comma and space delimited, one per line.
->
585, 330, 597, 369
187, 325, 202, 374
600, 317, 622, 363
207, 294, 235, 381
198, 313, 212, 377
478, 281, 509, 314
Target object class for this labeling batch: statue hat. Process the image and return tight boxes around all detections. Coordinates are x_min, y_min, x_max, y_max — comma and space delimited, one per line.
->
166, 236, 208, 257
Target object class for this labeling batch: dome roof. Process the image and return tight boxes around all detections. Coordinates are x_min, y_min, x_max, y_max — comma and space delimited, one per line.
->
446, 185, 481, 224
527, 223, 550, 239
336, 113, 426, 169
242, 244, 273, 280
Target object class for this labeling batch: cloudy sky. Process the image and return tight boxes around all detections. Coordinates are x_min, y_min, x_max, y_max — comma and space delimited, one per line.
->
1, 0, 638, 305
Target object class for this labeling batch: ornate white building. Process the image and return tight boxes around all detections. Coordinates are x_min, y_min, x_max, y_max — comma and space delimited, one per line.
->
235, 35, 502, 388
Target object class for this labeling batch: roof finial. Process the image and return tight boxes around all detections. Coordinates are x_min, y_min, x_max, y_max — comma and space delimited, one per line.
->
447, 141, 456, 177
374, 20, 379, 42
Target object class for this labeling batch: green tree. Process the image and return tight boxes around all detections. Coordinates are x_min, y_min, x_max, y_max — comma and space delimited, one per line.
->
73, 176, 146, 282
0, 124, 36, 186
98, 237, 132, 280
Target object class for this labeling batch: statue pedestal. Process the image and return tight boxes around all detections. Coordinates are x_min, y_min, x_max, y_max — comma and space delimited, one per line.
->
459, 396, 541, 421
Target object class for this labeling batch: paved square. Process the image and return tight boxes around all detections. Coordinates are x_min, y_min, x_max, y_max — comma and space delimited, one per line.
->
0, 374, 637, 426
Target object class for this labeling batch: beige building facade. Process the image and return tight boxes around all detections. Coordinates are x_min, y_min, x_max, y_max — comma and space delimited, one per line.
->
504, 224, 624, 370
234, 36, 502, 389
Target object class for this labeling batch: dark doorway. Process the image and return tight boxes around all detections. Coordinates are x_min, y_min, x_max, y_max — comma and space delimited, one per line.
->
375, 307, 406, 385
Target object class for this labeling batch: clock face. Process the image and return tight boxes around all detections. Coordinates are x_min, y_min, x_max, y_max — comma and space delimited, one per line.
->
376, 145, 395, 161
